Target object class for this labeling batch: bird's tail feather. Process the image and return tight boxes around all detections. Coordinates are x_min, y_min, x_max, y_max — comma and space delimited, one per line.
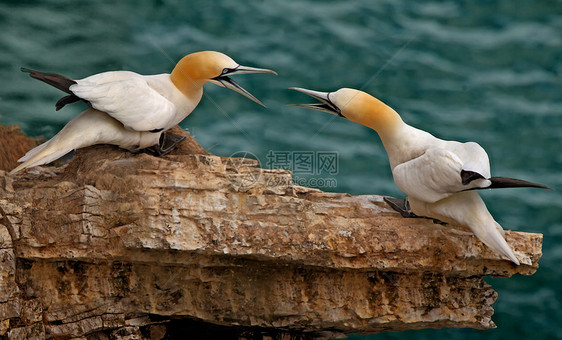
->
21, 67, 76, 94
17, 140, 50, 163
419, 191, 521, 265
10, 140, 73, 175
488, 177, 551, 190
471, 221, 520, 265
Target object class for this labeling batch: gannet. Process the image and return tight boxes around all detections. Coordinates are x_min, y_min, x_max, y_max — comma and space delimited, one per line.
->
10, 51, 276, 174
291, 87, 549, 265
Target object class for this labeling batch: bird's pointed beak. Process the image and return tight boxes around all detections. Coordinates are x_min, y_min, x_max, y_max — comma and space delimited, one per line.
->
289, 87, 343, 117
227, 65, 278, 76
211, 65, 277, 107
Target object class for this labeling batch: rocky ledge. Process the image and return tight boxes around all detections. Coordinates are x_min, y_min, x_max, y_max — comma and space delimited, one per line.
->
0, 125, 542, 339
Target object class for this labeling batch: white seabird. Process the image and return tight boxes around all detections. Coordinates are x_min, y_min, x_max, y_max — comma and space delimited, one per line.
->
10, 51, 276, 174
291, 87, 549, 265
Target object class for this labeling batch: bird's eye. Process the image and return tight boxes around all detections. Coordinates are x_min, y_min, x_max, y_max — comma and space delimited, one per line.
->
221, 68, 230, 75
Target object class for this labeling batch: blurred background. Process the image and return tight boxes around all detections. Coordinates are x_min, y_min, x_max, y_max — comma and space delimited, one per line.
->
0, 0, 561, 338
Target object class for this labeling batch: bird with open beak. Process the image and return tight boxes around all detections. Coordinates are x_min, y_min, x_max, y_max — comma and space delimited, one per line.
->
10, 51, 276, 174
291, 87, 550, 265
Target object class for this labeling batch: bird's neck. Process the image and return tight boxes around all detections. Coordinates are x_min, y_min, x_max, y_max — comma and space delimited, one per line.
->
380, 120, 437, 170
170, 69, 205, 98
354, 101, 432, 169
356, 104, 405, 144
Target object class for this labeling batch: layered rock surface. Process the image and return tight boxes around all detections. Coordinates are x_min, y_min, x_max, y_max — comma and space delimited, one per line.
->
0, 125, 542, 339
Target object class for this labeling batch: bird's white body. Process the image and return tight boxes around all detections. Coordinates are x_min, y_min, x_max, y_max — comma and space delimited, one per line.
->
11, 72, 200, 174
381, 121, 519, 264
71, 72, 201, 132
385, 123, 492, 203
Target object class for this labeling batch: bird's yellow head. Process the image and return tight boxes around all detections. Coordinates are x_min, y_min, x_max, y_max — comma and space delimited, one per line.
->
290, 87, 402, 134
171, 51, 277, 106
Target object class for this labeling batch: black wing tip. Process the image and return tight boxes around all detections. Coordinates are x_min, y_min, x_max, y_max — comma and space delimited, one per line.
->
461, 170, 486, 185
21, 67, 34, 73
489, 177, 552, 190
532, 183, 553, 190
55, 94, 81, 111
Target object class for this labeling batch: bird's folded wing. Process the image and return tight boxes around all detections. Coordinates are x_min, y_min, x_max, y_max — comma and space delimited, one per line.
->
446, 141, 491, 179
70, 72, 176, 132
392, 148, 469, 203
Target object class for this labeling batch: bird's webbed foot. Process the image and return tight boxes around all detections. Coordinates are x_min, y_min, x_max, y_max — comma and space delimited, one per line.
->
383, 196, 447, 225
143, 132, 186, 157
383, 196, 417, 218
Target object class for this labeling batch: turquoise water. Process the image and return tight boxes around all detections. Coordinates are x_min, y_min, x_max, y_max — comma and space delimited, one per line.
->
1, 0, 561, 338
